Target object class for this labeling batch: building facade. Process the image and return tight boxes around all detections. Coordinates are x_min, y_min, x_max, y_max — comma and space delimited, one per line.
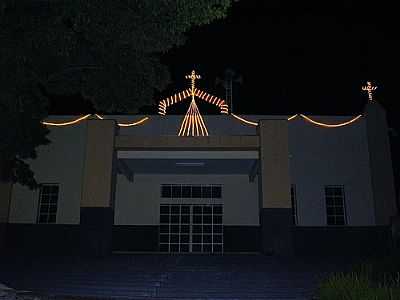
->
0, 102, 397, 256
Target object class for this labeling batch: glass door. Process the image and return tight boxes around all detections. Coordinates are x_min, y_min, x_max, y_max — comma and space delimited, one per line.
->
159, 204, 223, 253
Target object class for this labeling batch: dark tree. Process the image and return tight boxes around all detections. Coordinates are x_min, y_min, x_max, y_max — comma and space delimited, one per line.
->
0, 0, 232, 188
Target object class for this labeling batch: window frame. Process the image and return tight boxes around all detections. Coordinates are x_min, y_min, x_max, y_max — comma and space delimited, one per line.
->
324, 185, 347, 226
37, 183, 60, 224
159, 203, 224, 253
160, 184, 222, 199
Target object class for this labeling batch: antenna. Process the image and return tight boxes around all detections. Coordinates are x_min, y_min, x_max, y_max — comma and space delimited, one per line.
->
216, 68, 242, 114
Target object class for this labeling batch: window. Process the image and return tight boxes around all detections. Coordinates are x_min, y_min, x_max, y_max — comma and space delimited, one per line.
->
325, 185, 346, 226
159, 204, 223, 253
37, 184, 59, 224
160, 184, 222, 199
291, 184, 298, 225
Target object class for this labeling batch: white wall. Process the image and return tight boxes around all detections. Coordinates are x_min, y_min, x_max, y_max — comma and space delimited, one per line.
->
115, 174, 259, 226
288, 117, 375, 226
8, 114, 379, 227
9, 123, 87, 224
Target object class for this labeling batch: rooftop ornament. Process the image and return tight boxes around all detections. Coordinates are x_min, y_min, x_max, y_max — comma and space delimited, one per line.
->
158, 70, 228, 136
362, 81, 377, 102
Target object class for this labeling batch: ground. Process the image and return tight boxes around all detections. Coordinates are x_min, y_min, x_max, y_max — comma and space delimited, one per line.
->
0, 254, 358, 300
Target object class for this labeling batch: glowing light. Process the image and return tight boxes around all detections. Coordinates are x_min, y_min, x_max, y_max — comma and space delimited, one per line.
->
94, 114, 149, 127
158, 70, 229, 135
185, 70, 201, 92
362, 81, 377, 102
300, 114, 363, 128
117, 117, 149, 127
194, 88, 228, 114
178, 99, 208, 136
287, 114, 298, 121
41, 114, 92, 126
158, 89, 192, 115
231, 114, 258, 126
157, 70, 229, 136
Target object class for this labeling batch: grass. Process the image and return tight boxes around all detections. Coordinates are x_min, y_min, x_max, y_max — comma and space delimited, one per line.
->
318, 253, 400, 300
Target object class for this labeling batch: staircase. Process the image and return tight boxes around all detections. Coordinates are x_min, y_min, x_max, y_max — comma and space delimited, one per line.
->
0, 254, 347, 299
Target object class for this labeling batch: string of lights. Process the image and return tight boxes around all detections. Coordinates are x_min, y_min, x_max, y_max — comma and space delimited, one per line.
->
42, 113, 364, 129
117, 117, 149, 127
178, 99, 209, 136
231, 113, 258, 126
299, 114, 363, 128
94, 114, 149, 127
158, 69, 229, 134
194, 88, 229, 114
158, 89, 192, 115
42, 114, 149, 127
230, 113, 363, 128
40, 79, 374, 131
41, 114, 92, 126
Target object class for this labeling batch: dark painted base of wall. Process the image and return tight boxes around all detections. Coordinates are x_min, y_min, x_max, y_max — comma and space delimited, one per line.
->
6, 224, 81, 255
113, 225, 159, 252
260, 208, 293, 255
4, 224, 392, 257
112, 225, 260, 252
224, 226, 260, 252
80, 207, 113, 257
0, 223, 7, 253
294, 226, 391, 256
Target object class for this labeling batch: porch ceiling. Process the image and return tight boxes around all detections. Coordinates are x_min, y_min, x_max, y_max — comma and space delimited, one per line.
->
118, 158, 258, 175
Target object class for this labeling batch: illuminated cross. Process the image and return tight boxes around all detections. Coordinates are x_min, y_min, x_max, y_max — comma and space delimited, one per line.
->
185, 70, 201, 98
362, 81, 377, 102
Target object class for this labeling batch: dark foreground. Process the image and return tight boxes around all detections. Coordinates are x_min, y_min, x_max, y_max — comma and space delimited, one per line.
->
0, 254, 358, 300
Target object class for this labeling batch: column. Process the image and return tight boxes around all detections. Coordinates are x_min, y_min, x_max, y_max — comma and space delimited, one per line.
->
80, 119, 117, 256
258, 119, 293, 255
364, 102, 398, 225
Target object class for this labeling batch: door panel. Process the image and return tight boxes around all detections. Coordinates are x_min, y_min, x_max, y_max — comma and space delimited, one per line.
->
159, 204, 223, 253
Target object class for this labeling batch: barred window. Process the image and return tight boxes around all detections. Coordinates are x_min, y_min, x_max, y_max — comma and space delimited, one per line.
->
159, 204, 223, 253
37, 184, 59, 224
325, 185, 346, 226
161, 184, 222, 199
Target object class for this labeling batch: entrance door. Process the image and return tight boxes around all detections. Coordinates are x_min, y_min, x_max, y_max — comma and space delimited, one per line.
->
159, 204, 223, 253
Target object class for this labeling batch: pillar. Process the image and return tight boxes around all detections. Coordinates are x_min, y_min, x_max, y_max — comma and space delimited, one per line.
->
364, 102, 398, 225
258, 119, 293, 255
80, 119, 117, 256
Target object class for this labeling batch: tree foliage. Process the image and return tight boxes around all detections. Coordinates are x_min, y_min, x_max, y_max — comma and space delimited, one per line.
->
0, 0, 232, 188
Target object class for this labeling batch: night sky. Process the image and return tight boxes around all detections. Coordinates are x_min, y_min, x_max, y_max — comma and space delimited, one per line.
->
162, 1, 399, 117
51, 1, 399, 128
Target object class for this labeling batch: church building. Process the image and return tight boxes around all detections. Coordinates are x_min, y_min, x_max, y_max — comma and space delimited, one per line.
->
0, 76, 397, 256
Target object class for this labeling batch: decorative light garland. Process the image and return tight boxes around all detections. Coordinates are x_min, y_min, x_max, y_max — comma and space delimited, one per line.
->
362, 81, 377, 102
41, 74, 371, 132
158, 70, 230, 136
176, 70, 209, 136
178, 99, 209, 136
117, 117, 149, 127
42, 114, 149, 127
158, 89, 192, 115
94, 114, 149, 127
230, 113, 363, 128
194, 88, 228, 114
41, 114, 92, 126
231, 113, 258, 126
299, 114, 363, 128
